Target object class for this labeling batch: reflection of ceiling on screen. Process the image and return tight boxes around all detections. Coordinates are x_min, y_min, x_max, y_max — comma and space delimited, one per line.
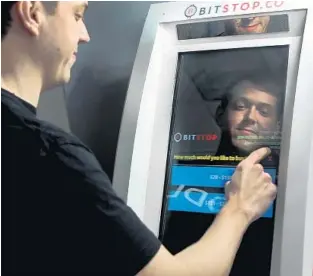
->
184, 46, 289, 101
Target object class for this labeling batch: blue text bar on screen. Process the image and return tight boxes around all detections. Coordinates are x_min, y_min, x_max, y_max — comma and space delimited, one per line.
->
171, 165, 277, 188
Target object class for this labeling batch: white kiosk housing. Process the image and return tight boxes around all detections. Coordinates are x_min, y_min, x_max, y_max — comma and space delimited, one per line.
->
113, 1, 313, 275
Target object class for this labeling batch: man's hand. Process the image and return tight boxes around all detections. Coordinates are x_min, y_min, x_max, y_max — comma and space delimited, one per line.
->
138, 147, 277, 276
225, 147, 277, 223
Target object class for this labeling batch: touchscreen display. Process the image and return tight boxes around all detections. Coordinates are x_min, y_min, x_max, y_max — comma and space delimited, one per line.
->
159, 45, 288, 276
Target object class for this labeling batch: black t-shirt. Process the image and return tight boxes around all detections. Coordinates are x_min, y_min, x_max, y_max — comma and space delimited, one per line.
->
1, 89, 161, 275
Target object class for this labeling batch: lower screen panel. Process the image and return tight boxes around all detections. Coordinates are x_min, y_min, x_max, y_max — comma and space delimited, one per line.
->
159, 45, 289, 276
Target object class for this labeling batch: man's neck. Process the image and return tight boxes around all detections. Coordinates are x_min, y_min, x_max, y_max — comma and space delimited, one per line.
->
1, 76, 41, 108
1, 38, 43, 107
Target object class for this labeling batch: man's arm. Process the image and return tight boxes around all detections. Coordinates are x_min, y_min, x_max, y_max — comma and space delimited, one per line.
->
54, 140, 275, 276
138, 148, 277, 276
138, 202, 248, 276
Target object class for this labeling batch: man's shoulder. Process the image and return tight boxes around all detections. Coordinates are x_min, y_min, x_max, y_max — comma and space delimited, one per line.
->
4, 97, 111, 194
30, 120, 98, 173
2, 89, 91, 154
11, 113, 91, 155
39, 119, 90, 151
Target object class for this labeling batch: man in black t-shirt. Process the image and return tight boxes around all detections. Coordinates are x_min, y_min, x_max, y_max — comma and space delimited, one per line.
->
2, 2, 277, 275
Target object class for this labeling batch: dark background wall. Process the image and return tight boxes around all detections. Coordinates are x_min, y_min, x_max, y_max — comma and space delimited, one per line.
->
38, 1, 158, 180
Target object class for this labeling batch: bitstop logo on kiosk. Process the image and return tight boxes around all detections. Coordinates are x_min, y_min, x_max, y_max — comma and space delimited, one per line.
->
184, 1, 285, 18
173, 133, 218, 143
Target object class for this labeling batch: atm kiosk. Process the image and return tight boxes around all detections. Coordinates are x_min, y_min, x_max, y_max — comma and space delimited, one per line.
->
113, 1, 313, 275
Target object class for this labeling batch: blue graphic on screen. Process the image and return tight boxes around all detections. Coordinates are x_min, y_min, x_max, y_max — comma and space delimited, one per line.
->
168, 165, 276, 218
168, 191, 274, 218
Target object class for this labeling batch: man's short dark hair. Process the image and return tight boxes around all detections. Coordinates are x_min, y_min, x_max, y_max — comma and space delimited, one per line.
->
220, 71, 284, 111
1, 1, 57, 40
1, 1, 17, 40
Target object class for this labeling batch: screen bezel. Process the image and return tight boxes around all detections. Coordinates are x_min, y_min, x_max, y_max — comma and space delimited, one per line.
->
126, 34, 303, 275
129, 34, 301, 236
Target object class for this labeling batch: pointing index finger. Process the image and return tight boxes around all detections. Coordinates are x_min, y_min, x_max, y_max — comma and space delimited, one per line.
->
247, 147, 271, 164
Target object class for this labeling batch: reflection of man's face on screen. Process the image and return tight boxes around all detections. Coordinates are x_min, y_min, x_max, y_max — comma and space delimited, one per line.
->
226, 81, 278, 153
232, 16, 271, 34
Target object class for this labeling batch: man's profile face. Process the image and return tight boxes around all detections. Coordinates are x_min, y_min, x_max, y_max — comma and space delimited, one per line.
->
226, 82, 278, 153
38, 1, 90, 86
231, 16, 271, 34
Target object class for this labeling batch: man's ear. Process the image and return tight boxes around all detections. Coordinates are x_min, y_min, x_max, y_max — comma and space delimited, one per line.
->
14, 1, 46, 37
215, 104, 227, 129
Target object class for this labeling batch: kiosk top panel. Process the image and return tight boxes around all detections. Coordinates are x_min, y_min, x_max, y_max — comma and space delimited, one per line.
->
152, 1, 310, 23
